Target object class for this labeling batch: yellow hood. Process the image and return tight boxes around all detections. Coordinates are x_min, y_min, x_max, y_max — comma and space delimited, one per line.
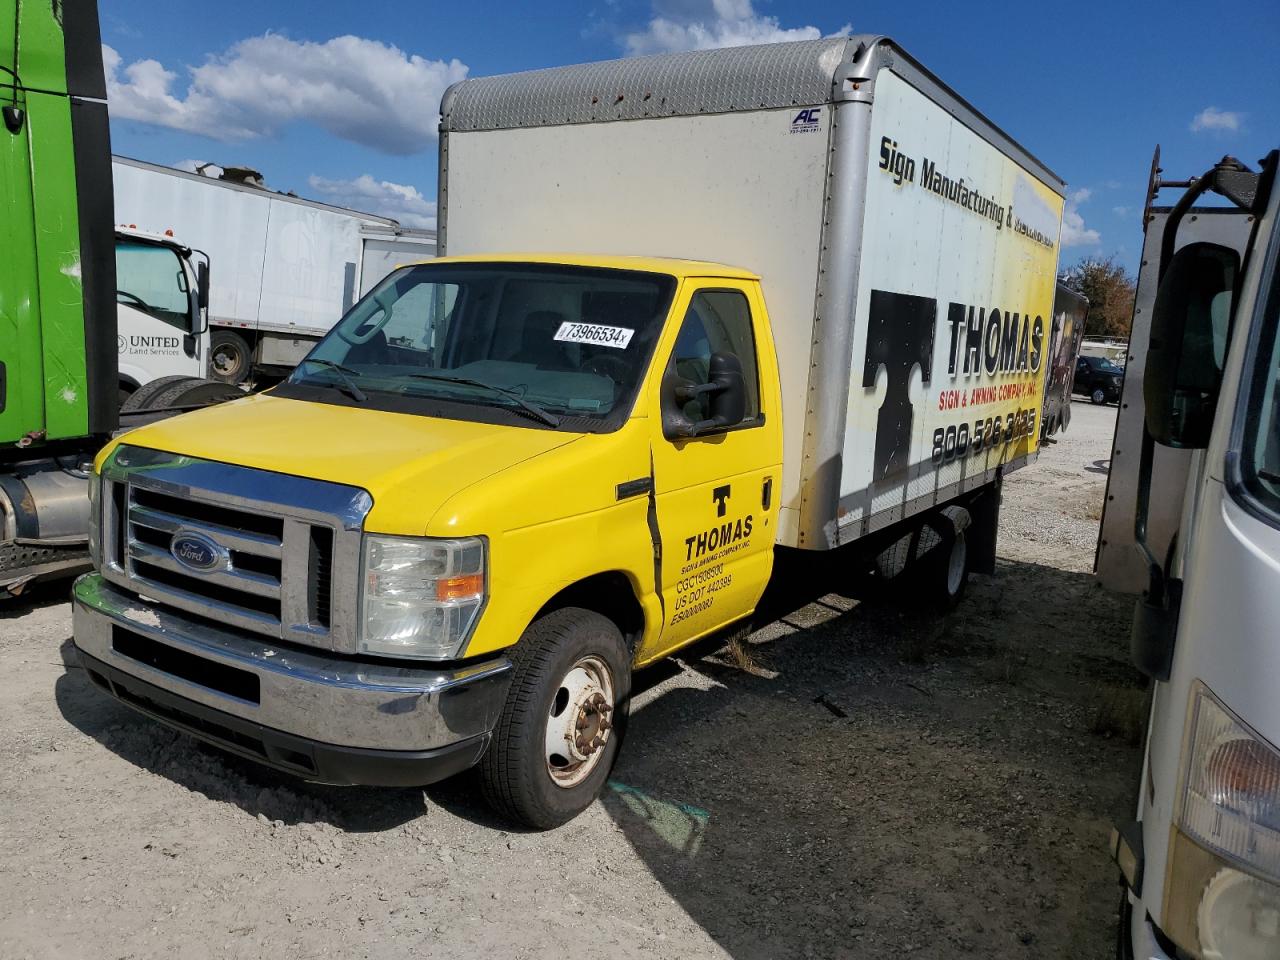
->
110, 393, 582, 535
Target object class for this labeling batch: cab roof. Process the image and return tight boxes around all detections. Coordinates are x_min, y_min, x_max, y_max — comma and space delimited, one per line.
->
417, 252, 760, 281
115, 225, 192, 254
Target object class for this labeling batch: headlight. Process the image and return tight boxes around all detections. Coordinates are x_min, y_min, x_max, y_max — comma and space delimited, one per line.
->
359, 534, 485, 660
87, 472, 102, 568
1162, 683, 1280, 958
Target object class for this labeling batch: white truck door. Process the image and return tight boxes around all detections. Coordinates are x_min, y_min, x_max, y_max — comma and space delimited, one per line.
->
115, 238, 205, 389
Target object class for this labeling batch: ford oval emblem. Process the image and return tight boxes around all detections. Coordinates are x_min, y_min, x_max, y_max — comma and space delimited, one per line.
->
170, 531, 223, 572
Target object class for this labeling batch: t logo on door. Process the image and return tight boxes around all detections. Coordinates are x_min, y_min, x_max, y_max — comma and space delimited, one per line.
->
712, 485, 731, 517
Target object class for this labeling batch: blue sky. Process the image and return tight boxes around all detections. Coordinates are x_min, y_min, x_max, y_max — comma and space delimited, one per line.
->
100, 0, 1279, 274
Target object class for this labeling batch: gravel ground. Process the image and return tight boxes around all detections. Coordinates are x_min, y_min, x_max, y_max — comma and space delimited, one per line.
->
0, 400, 1142, 959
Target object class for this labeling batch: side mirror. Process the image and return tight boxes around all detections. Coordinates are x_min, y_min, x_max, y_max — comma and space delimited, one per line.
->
197, 261, 210, 311
1145, 242, 1239, 448
662, 351, 747, 439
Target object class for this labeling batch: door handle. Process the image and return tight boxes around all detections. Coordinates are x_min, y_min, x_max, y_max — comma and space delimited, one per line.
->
762, 476, 772, 510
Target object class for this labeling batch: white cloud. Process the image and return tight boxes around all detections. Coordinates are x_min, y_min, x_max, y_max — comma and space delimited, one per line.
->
308, 174, 436, 228
104, 34, 468, 155
1061, 187, 1100, 247
625, 0, 850, 55
1112, 205, 1130, 218
1190, 106, 1242, 134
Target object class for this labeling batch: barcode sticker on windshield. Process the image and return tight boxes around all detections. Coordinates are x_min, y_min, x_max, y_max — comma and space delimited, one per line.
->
553, 322, 635, 349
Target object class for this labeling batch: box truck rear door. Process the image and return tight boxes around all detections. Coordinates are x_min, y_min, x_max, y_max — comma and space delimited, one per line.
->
642, 281, 782, 660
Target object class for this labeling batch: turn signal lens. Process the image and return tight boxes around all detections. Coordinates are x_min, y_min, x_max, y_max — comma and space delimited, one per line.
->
1180, 683, 1280, 883
435, 573, 485, 602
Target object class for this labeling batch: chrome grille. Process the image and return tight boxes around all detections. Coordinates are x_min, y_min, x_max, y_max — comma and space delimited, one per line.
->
126, 486, 285, 629
100, 446, 370, 653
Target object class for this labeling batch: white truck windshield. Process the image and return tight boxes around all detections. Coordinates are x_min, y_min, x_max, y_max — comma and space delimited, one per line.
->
284, 262, 676, 430
115, 240, 192, 330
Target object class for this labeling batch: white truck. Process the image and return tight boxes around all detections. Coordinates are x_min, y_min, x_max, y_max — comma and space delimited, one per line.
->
1101, 148, 1280, 960
113, 226, 252, 415
114, 227, 208, 395
112, 156, 437, 384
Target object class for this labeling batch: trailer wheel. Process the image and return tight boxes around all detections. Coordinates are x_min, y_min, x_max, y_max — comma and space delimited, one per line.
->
1090, 387, 1107, 405
210, 330, 251, 384
479, 608, 630, 830
120, 376, 243, 414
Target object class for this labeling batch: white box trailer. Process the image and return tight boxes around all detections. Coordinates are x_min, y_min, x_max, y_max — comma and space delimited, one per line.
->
111, 156, 437, 381
439, 36, 1069, 549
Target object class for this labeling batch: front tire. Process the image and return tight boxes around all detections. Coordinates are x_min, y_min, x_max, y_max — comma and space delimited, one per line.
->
479, 608, 631, 829
1091, 387, 1107, 405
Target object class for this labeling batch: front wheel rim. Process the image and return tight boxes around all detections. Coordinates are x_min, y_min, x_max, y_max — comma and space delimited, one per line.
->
1092, 389, 1105, 404
544, 655, 615, 788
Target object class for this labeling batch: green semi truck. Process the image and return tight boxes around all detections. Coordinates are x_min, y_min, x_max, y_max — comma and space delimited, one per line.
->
3, 0, 239, 597
1, 0, 118, 595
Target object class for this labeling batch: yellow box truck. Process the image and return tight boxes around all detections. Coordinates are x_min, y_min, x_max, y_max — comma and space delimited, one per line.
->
73, 37, 1069, 827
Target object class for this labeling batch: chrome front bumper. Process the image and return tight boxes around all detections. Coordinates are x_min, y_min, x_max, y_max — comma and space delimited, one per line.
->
72, 573, 512, 785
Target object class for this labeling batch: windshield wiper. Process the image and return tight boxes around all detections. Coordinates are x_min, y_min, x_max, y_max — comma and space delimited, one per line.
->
296, 358, 367, 403
403, 372, 561, 427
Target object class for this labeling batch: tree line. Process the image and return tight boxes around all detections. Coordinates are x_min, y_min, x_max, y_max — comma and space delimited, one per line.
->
1059, 255, 1137, 340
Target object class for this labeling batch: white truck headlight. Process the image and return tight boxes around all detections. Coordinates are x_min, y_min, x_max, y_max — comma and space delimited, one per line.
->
1163, 683, 1280, 958
87, 472, 102, 568
359, 534, 486, 660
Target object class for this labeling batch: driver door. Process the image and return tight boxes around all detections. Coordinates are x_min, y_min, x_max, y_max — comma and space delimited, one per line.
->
640, 280, 783, 663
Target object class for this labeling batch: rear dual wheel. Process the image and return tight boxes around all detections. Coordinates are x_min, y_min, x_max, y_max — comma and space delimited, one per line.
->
930, 528, 970, 610
479, 608, 630, 830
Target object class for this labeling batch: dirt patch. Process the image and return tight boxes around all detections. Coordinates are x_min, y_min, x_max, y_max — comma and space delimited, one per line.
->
0, 402, 1141, 959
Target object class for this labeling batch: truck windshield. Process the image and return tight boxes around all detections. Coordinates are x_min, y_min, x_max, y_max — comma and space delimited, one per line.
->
283, 262, 676, 430
115, 241, 192, 330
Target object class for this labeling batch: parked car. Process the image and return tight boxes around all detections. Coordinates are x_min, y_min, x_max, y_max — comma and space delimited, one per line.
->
1074, 354, 1124, 404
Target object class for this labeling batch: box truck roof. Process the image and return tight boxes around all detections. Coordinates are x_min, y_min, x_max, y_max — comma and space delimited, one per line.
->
441, 35, 1063, 193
